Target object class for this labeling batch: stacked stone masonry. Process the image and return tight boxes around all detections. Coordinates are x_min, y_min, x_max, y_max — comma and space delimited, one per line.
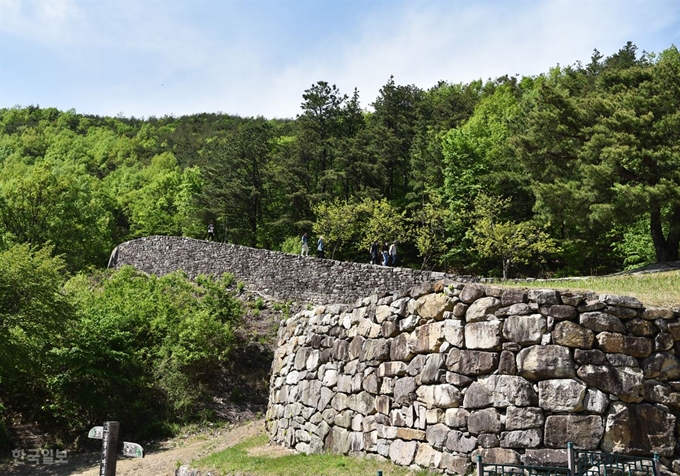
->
266, 282, 680, 473
109, 236, 462, 304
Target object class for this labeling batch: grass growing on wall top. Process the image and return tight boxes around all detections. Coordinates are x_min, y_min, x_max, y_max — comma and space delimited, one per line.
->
194, 434, 434, 476
506, 270, 680, 308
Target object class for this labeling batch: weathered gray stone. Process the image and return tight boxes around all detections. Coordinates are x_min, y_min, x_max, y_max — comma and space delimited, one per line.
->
445, 371, 474, 387
544, 415, 604, 449
498, 350, 517, 375
505, 406, 544, 430
604, 305, 639, 320
584, 388, 609, 414
325, 426, 351, 454
425, 423, 450, 449
502, 315, 546, 345
468, 408, 501, 434
574, 348, 607, 365
443, 319, 465, 348
517, 345, 575, 380
540, 304, 577, 320
577, 364, 644, 403
377, 361, 407, 377
460, 283, 486, 303
478, 433, 499, 448
606, 353, 638, 368
597, 332, 652, 358
394, 377, 417, 406
500, 429, 542, 448
453, 302, 468, 318
417, 384, 462, 409
445, 408, 469, 428
472, 447, 520, 464
463, 375, 538, 409
538, 379, 587, 412
439, 453, 472, 475
642, 352, 680, 380
395, 427, 426, 441
375, 395, 391, 415
496, 302, 532, 317
579, 312, 626, 334
578, 300, 606, 312
552, 321, 594, 349
626, 318, 657, 337
388, 439, 418, 466
420, 353, 444, 384
414, 443, 441, 468
602, 294, 643, 309
602, 402, 676, 457
465, 320, 503, 350
361, 338, 390, 361
413, 321, 445, 353
446, 348, 499, 376
407, 354, 427, 376
522, 449, 568, 466
501, 288, 527, 306
466, 297, 502, 322
643, 307, 675, 320
446, 430, 477, 453
528, 289, 560, 305
654, 332, 674, 352
390, 333, 415, 362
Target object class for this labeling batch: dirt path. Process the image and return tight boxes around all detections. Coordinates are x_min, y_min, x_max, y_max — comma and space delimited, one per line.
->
1, 419, 271, 476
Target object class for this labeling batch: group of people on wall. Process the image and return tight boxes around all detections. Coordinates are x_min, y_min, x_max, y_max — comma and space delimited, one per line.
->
207, 223, 397, 266
300, 233, 398, 266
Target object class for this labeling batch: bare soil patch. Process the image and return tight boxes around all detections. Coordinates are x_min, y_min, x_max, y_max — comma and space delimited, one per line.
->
1, 418, 268, 476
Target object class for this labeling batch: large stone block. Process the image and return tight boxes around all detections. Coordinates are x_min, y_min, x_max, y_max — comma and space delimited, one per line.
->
528, 289, 560, 305
576, 364, 644, 403
426, 423, 450, 449
413, 321, 446, 353
538, 379, 587, 412
466, 321, 504, 351
389, 439, 418, 466
596, 332, 652, 358
579, 312, 625, 334
416, 293, 454, 320
443, 319, 465, 347
544, 415, 603, 449
552, 321, 594, 349
472, 447, 520, 464
505, 406, 544, 430
466, 297, 502, 322
420, 353, 444, 384
501, 288, 527, 306
361, 338, 390, 362
445, 408, 469, 428
463, 375, 538, 409
460, 283, 486, 303
602, 402, 676, 457
415, 443, 442, 468
446, 348, 499, 376
416, 384, 462, 409
502, 315, 546, 345
446, 430, 478, 453
393, 377, 417, 406
642, 352, 680, 380
390, 333, 415, 362
517, 345, 575, 380
325, 426, 351, 454
499, 429, 542, 448
468, 408, 501, 434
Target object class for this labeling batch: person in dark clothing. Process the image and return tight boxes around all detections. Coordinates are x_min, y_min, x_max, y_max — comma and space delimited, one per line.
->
317, 236, 325, 258
370, 241, 379, 265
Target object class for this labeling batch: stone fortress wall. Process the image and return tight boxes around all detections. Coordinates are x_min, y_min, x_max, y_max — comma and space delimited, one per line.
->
108, 235, 463, 304
110, 236, 680, 472
266, 282, 680, 473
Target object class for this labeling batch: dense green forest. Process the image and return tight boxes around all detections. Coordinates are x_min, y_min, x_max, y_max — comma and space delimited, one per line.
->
1, 42, 679, 447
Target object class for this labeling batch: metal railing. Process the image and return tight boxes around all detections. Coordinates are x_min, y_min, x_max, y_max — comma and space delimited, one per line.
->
475, 443, 661, 476
568, 443, 660, 476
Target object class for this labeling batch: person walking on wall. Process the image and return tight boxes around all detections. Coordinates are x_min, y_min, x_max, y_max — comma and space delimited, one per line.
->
389, 241, 398, 266
207, 222, 215, 241
370, 241, 379, 265
317, 235, 325, 259
301, 232, 309, 257
381, 242, 389, 266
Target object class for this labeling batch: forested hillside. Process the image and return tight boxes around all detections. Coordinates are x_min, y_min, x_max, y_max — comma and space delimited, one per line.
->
1, 42, 679, 449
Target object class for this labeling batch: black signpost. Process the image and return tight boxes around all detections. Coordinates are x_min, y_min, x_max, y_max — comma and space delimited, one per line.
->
88, 421, 144, 476
99, 421, 119, 476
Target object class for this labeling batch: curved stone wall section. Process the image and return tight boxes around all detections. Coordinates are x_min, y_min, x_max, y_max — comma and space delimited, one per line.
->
266, 282, 680, 473
109, 236, 462, 304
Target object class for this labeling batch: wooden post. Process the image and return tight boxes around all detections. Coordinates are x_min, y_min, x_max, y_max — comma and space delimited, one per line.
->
99, 421, 119, 476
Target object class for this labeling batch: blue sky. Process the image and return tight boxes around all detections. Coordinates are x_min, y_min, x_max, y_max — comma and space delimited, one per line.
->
1, 0, 678, 120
